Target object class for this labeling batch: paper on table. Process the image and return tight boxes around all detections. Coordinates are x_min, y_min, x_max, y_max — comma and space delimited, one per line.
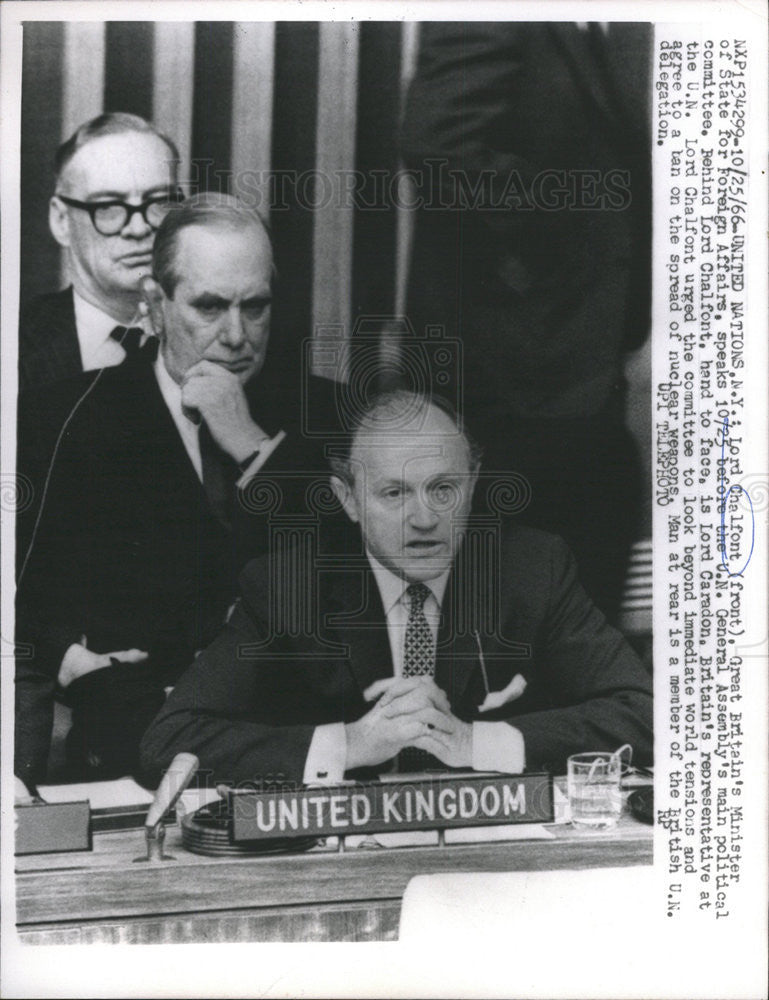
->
444, 823, 554, 844
37, 778, 154, 810
345, 830, 440, 849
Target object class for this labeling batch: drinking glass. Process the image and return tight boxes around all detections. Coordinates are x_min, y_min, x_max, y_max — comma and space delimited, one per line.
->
567, 752, 622, 830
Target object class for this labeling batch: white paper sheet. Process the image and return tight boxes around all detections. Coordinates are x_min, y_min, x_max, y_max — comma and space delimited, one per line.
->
37, 777, 154, 810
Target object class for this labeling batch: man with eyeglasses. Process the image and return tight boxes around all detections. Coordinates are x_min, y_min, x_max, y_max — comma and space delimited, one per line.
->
19, 112, 182, 392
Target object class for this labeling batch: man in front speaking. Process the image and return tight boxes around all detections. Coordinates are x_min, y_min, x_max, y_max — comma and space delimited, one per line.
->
141, 389, 652, 784
16, 195, 336, 787
19, 112, 182, 392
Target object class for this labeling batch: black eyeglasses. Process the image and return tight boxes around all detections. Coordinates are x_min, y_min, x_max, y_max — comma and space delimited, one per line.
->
55, 191, 184, 236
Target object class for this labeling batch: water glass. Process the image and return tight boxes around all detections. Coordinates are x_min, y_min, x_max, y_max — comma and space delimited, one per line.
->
567, 752, 622, 830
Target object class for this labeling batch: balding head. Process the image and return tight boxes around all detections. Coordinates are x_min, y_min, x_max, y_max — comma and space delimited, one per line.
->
54, 112, 179, 191
151, 193, 273, 299
331, 390, 481, 582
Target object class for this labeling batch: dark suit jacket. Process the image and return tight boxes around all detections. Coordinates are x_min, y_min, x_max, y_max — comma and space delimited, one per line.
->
402, 22, 651, 420
15, 351, 345, 785
18, 287, 83, 393
141, 525, 653, 784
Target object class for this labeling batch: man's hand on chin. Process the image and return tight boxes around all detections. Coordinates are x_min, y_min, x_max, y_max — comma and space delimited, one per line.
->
181, 360, 268, 462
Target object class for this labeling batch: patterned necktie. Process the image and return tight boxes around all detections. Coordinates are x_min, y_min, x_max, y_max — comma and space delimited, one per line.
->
398, 582, 444, 773
198, 422, 238, 531
110, 325, 144, 360
402, 583, 435, 678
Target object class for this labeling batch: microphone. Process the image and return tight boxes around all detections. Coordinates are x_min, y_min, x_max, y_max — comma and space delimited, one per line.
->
145, 752, 199, 831
135, 752, 199, 863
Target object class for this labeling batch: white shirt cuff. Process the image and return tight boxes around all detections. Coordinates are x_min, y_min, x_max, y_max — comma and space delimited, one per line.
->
57, 643, 83, 688
303, 723, 347, 785
472, 722, 525, 774
235, 429, 287, 488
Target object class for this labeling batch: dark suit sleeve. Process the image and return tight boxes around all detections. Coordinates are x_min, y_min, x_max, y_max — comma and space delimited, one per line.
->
18, 288, 81, 394
403, 23, 538, 192
15, 380, 88, 785
402, 22, 542, 310
14, 654, 57, 789
140, 579, 316, 786
508, 537, 653, 771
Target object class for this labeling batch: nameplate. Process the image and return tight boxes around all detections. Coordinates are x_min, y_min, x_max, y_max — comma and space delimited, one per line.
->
231, 773, 553, 841
15, 800, 92, 855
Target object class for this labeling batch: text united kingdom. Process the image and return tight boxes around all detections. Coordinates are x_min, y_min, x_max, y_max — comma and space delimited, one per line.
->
231, 773, 554, 841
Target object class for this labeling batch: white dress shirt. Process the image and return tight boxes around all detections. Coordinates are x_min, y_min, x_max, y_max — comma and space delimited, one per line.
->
368, 555, 448, 676
303, 554, 525, 784
73, 291, 133, 371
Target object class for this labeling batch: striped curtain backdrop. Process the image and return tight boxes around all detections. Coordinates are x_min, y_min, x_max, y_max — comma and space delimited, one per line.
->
20, 20, 419, 376
19, 19, 651, 634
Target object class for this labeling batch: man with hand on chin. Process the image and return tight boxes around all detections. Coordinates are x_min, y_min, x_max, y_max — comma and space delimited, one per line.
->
141, 389, 652, 786
142, 194, 283, 492
15, 196, 337, 787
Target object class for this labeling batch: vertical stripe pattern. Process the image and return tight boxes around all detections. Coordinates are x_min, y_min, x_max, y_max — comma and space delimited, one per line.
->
191, 22, 235, 192
152, 22, 195, 183
352, 22, 401, 323
311, 22, 360, 381
61, 22, 106, 140
269, 21, 320, 373
20, 22, 64, 302
104, 22, 153, 121
231, 22, 275, 211
59, 22, 107, 286
395, 21, 421, 316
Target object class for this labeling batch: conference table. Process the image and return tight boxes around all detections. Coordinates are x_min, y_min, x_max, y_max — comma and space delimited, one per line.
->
15, 778, 652, 945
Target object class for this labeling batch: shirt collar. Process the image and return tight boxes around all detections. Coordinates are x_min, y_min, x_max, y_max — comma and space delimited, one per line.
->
153, 350, 186, 422
72, 290, 124, 344
366, 552, 450, 616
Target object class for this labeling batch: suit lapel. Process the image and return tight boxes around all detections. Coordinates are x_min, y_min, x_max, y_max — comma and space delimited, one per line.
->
35, 288, 83, 384
244, 366, 291, 441
132, 361, 209, 502
324, 561, 395, 697
321, 547, 498, 708
57, 288, 83, 372
435, 559, 482, 709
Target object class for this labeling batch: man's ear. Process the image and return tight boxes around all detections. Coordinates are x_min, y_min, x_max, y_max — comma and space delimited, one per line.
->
330, 474, 359, 523
140, 276, 166, 337
48, 196, 71, 249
